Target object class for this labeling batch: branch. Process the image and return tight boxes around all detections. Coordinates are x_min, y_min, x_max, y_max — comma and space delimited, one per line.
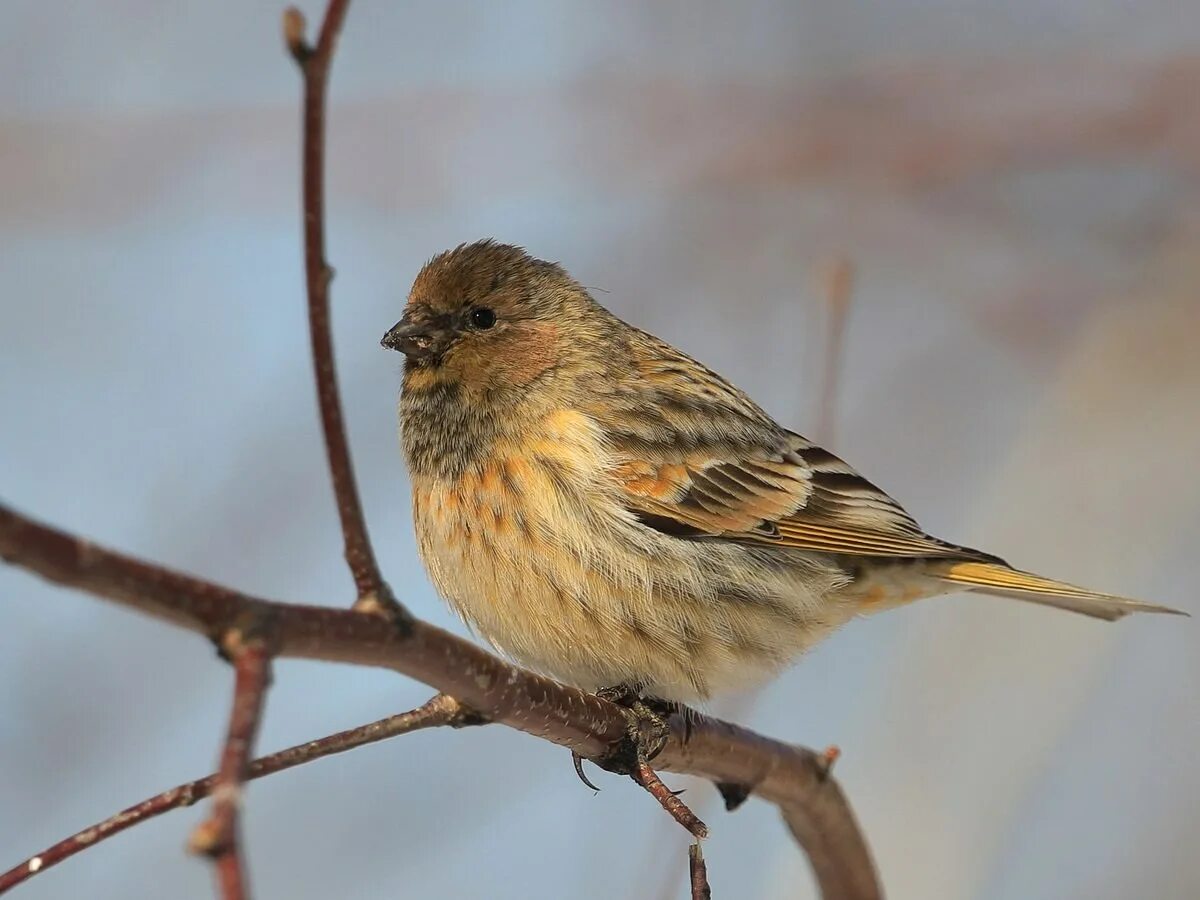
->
186, 630, 274, 900
0, 502, 880, 899
689, 843, 711, 900
631, 757, 709, 840
282, 1, 399, 613
0, 695, 471, 895
2, 696, 470, 897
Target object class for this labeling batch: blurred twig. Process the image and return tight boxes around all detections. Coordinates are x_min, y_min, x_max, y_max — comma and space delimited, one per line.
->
815, 257, 854, 447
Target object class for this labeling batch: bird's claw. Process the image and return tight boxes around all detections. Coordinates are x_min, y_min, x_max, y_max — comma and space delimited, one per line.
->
568, 684, 674, 786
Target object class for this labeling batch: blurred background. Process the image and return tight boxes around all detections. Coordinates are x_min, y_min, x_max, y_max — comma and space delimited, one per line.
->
2, 2, 1198, 898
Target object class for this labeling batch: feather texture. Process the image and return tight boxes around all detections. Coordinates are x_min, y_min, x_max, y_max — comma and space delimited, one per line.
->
935, 562, 1186, 620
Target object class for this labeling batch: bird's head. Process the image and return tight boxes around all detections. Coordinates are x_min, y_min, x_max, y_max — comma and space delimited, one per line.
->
383, 240, 608, 396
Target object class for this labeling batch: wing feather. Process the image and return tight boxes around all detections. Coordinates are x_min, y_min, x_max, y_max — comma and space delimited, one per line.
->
598, 327, 993, 562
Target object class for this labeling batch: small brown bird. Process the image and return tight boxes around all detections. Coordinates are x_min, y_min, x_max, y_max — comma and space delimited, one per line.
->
383, 240, 1182, 703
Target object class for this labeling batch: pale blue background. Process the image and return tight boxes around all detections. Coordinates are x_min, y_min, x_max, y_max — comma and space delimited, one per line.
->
2, 2, 1198, 898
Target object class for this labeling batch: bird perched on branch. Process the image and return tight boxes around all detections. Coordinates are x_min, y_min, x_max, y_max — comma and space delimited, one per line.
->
383, 240, 1182, 704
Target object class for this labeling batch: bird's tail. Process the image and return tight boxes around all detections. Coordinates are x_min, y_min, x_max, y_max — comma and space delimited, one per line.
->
935, 561, 1186, 621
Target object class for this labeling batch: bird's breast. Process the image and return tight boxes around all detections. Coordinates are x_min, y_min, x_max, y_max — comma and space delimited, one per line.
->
408, 406, 618, 614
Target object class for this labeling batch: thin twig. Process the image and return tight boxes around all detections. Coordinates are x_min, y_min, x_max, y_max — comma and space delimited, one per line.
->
187, 631, 274, 900
631, 758, 709, 840
0, 695, 470, 895
689, 843, 711, 900
814, 257, 854, 446
283, 1, 399, 613
817, 745, 842, 780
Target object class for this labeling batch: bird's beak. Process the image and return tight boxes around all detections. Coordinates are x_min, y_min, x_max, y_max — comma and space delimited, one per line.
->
381, 309, 450, 361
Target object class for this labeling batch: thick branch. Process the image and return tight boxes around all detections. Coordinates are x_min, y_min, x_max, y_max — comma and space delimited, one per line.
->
282, 1, 398, 611
0, 502, 880, 898
0, 695, 470, 895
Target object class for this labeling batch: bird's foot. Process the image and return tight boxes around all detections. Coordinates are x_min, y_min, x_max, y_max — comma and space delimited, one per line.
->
570, 684, 709, 839
570, 684, 673, 788
594, 683, 674, 774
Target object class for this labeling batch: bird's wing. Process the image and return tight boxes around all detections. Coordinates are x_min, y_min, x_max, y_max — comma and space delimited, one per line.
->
600, 329, 991, 561
615, 435, 988, 558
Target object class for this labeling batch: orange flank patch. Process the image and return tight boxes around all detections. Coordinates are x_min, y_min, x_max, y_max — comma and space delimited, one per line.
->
616, 461, 688, 500
857, 585, 888, 607
850, 578, 926, 610
658, 463, 688, 486
614, 460, 654, 480
494, 458, 537, 501
500, 456, 530, 483
479, 462, 501, 494
624, 476, 665, 498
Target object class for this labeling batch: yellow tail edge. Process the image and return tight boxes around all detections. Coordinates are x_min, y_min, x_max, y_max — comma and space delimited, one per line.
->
938, 561, 1188, 621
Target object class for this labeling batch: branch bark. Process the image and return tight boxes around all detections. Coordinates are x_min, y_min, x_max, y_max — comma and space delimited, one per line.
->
283, 1, 399, 613
185, 631, 274, 900
0, 502, 880, 899
690, 843, 711, 900
631, 757, 710, 840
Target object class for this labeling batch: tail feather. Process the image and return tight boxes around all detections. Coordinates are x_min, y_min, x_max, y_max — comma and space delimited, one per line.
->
937, 561, 1187, 621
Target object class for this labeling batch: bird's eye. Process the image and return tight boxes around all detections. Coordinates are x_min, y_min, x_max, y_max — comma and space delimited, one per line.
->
469, 307, 497, 329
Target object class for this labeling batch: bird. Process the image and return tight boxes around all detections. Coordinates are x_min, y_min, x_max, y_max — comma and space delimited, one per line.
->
382, 239, 1183, 705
